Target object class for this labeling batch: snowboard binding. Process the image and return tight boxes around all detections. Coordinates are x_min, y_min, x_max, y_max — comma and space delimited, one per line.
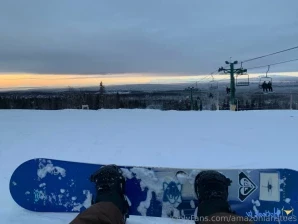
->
194, 170, 232, 202
194, 170, 234, 222
90, 164, 129, 223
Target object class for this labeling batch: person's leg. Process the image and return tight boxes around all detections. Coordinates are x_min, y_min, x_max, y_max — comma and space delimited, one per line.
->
70, 202, 124, 224
70, 165, 129, 224
194, 170, 254, 224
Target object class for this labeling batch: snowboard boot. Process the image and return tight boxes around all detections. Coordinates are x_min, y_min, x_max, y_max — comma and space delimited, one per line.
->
194, 170, 234, 223
90, 164, 129, 223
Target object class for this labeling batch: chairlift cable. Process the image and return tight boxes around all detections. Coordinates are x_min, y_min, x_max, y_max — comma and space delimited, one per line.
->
241, 45, 298, 63
246, 58, 298, 71
197, 65, 230, 83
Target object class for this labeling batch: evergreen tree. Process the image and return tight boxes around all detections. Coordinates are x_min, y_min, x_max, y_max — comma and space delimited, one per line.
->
99, 81, 105, 109
99, 81, 105, 94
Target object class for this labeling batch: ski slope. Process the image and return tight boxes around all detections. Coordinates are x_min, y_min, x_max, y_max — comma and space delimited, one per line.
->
1, 109, 298, 224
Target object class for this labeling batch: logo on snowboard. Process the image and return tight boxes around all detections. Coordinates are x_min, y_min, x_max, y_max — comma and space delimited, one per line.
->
163, 181, 182, 205
238, 172, 257, 202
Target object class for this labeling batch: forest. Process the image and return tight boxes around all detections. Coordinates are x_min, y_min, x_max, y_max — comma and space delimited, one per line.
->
0, 85, 297, 111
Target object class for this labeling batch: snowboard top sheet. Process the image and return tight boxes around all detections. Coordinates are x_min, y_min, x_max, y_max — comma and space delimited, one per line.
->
9, 158, 298, 223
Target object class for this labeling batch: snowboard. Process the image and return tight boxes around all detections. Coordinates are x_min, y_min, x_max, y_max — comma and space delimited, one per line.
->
10, 158, 298, 223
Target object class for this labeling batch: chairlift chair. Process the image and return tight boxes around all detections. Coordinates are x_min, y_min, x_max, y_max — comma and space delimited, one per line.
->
259, 65, 273, 89
208, 74, 219, 90
209, 80, 218, 90
236, 74, 250, 86
235, 62, 249, 86
259, 77, 273, 88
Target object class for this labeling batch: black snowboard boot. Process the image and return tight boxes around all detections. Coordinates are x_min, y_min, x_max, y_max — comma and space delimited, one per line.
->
194, 170, 234, 223
90, 164, 129, 223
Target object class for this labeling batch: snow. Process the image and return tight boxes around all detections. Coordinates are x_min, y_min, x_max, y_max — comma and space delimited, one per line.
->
37, 161, 66, 179
1, 109, 298, 223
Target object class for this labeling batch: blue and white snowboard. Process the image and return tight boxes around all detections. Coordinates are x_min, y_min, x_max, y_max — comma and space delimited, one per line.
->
9, 158, 298, 223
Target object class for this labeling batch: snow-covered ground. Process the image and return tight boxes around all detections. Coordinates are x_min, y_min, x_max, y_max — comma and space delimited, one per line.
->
1, 109, 298, 223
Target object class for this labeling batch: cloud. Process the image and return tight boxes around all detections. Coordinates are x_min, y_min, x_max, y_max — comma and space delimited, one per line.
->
0, 0, 298, 74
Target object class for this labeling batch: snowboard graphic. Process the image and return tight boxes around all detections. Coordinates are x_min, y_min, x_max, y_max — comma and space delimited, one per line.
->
9, 158, 298, 223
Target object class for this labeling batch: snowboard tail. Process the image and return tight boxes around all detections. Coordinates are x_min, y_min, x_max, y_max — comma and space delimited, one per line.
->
10, 158, 298, 223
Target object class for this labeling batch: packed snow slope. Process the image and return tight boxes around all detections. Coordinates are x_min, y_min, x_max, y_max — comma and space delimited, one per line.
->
1, 109, 298, 223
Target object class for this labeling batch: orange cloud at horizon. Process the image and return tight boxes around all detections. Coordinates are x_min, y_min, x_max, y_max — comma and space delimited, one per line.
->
0, 73, 212, 90
0, 72, 298, 90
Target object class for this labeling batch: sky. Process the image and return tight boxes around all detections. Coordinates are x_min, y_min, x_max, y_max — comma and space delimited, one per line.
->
0, 0, 298, 89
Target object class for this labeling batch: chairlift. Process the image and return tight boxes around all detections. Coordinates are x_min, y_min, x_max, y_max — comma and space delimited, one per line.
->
236, 62, 249, 86
236, 74, 250, 86
259, 65, 273, 89
209, 75, 218, 90
209, 81, 218, 90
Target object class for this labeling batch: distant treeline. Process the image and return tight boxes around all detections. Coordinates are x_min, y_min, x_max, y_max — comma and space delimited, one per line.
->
0, 91, 196, 110
0, 88, 297, 111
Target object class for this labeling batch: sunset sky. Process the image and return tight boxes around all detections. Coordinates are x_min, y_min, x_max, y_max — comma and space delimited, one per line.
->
1, 0, 298, 90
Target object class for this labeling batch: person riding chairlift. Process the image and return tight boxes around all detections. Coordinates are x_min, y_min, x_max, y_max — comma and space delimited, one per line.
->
261, 81, 268, 92
267, 81, 273, 92
262, 81, 273, 92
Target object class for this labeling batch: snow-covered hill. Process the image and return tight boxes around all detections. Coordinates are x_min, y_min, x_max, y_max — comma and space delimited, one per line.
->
1, 109, 298, 223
